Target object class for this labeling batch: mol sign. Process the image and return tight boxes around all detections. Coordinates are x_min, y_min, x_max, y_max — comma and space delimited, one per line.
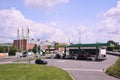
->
80, 47, 97, 49
68, 47, 97, 49
68, 47, 79, 49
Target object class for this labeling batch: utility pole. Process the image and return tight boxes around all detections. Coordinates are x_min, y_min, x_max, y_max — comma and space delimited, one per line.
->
68, 37, 70, 44
22, 27, 24, 58
79, 37, 81, 44
17, 28, 19, 52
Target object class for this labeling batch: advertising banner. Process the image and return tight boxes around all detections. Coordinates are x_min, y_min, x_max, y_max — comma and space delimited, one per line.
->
0, 53, 8, 58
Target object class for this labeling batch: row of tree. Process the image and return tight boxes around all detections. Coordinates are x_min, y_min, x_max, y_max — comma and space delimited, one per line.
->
0, 45, 41, 56
0, 46, 17, 56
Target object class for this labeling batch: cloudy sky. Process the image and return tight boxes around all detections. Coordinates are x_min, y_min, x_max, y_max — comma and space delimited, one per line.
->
0, 0, 120, 44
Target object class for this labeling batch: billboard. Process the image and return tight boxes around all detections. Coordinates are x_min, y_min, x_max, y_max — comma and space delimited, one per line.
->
0, 53, 8, 58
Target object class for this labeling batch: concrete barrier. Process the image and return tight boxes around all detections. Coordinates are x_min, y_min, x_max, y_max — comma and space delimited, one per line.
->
107, 51, 120, 56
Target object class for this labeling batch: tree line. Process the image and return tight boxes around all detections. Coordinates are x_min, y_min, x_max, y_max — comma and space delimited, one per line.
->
0, 46, 17, 56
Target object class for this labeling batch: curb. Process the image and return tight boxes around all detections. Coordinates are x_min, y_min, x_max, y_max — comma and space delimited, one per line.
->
68, 72, 75, 80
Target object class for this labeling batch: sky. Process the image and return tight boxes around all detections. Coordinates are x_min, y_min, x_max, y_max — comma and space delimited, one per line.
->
0, 0, 120, 44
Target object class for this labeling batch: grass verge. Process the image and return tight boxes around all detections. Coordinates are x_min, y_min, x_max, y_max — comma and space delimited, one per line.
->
0, 64, 73, 80
106, 57, 120, 79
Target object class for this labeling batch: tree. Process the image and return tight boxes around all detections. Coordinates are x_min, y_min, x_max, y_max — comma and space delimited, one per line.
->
32, 44, 37, 54
0, 46, 5, 53
9, 46, 17, 56
47, 45, 51, 49
18, 49, 22, 52
28, 49, 32, 52
107, 40, 119, 51
107, 40, 118, 46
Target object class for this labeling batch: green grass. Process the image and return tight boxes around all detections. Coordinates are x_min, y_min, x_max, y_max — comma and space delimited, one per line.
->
106, 57, 120, 79
0, 64, 73, 80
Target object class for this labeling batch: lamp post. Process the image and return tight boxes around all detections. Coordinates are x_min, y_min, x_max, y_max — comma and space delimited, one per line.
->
37, 39, 41, 58
7, 44, 9, 58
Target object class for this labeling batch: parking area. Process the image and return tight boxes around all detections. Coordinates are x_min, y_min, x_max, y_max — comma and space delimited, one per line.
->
44, 54, 119, 80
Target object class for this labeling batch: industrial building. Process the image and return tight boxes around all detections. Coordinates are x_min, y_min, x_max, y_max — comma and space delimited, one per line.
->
13, 39, 35, 51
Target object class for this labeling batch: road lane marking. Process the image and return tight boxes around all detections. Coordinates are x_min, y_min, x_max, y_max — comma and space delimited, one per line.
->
57, 60, 66, 62
63, 68, 104, 72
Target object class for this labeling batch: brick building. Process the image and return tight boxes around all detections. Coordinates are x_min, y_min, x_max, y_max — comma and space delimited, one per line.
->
14, 39, 35, 51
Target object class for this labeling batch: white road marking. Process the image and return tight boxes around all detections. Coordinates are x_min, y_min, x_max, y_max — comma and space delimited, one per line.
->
63, 68, 104, 72
57, 60, 66, 62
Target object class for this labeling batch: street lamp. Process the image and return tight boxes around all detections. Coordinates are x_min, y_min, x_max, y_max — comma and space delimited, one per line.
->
37, 39, 41, 58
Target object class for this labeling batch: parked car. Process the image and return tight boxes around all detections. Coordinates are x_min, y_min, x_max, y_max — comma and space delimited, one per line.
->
35, 59, 47, 64
54, 51, 63, 59
23, 52, 27, 57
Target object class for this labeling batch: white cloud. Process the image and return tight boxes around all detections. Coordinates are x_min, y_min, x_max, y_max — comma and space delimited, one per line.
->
2, 1, 120, 44
70, 25, 96, 43
0, 7, 26, 42
0, 8, 68, 43
97, 1, 120, 42
0, 7, 95, 44
24, 0, 69, 10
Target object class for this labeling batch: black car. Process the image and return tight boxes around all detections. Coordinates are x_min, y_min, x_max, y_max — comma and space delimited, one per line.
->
23, 52, 27, 57
35, 59, 47, 64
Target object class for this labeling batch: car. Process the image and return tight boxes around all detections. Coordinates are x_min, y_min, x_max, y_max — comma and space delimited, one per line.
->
35, 59, 47, 64
54, 51, 63, 59
23, 52, 27, 57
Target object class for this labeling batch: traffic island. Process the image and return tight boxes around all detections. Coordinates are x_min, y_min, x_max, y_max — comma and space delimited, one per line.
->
0, 64, 73, 80
106, 57, 120, 79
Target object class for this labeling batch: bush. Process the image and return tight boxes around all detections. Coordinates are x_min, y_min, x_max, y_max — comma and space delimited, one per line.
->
106, 57, 120, 79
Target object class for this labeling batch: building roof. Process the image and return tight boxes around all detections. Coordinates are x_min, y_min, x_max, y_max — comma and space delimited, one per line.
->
67, 43, 114, 47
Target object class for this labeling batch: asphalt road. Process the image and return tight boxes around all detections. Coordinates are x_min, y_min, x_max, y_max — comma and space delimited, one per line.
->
44, 55, 119, 80
0, 54, 119, 80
